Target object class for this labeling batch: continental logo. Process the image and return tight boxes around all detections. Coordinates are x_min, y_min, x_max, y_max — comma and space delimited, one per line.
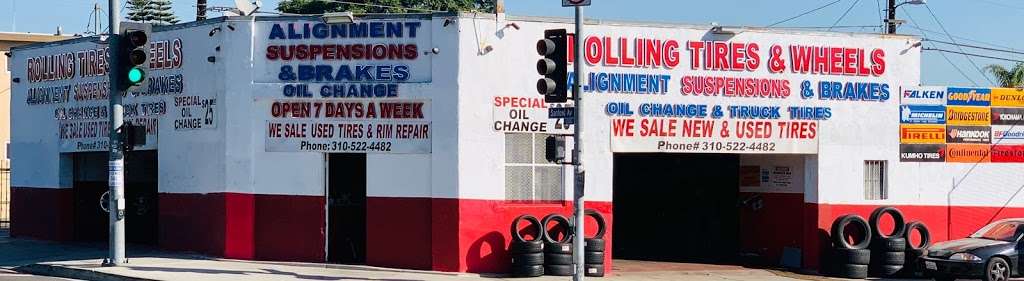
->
947, 87, 992, 106
992, 88, 1024, 107
946, 106, 991, 126
946, 144, 991, 163
900, 125, 945, 144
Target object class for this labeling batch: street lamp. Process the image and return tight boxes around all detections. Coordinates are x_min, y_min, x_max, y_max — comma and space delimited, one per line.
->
886, 0, 926, 34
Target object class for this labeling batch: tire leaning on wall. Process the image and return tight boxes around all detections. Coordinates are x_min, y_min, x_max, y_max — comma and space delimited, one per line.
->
829, 214, 872, 279
868, 206, 908, 277
509, 214, 545, 277
901, 221, 932, 277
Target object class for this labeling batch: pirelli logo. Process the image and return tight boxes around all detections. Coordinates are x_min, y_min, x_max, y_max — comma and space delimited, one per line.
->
900, 125, 945, 144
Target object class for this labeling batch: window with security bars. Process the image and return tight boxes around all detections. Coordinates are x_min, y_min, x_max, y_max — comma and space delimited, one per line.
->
864, 160, 888, 200
505, 133, 564, 201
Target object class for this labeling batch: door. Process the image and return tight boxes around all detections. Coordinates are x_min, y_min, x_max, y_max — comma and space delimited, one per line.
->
327, 153, 367, 264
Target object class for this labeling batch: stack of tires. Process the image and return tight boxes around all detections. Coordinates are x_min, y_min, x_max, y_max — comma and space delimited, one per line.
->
901, 221, 932, 277
868, 206, 907, 277
830, 214, 872, 279
509, 215, 544, 277
542, 214, 575, 276
583, 209, 606, 277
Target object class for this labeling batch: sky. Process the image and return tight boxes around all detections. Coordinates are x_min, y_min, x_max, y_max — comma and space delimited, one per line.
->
2, 0, 1021, 87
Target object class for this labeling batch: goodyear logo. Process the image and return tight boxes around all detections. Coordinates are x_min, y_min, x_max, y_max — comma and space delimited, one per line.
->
947, 87, 992, 106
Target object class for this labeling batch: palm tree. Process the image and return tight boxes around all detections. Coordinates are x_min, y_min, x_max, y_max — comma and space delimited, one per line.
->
985, 62, 1024, 88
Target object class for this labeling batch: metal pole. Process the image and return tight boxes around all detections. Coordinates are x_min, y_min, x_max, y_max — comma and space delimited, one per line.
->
572, 5, 585, 281
886, 0, 897, 34
197, 0, 208, 21
104, 0, 126, 267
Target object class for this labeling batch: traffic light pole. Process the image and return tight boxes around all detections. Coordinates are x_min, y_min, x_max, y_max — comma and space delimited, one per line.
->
571, 5, 585, 281
104, 0, 127, 267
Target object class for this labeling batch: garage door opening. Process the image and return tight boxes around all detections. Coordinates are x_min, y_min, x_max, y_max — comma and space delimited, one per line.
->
326, 153, 367, 264
612, 153, 740, 264
71, 151, 159, 245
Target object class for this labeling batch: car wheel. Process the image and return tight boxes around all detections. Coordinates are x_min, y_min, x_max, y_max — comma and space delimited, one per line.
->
984, 257, 1010, 281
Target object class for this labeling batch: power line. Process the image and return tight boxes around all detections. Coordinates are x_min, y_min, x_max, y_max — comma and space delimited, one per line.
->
874, 0, 883, 33
766, 0, 845, 27
901, 7, 979, 86
903, 24, 1019, 52
829, 0, 860, 31
924, 39, 1024, 56
923, 4, 994, 85
924, 48, 1024, 63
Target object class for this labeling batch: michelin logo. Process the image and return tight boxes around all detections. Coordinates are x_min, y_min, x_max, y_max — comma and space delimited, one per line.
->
900, 105, 946, 124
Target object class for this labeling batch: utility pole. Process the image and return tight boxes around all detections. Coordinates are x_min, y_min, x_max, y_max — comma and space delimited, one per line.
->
571, 5, 585, 281
94, 3, 103, 35
197, 0, 208, 21
104, 0, 127, 267
886, 0, 897, 34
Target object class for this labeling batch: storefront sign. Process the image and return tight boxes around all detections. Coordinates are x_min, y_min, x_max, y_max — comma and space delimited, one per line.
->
901, 86, 946, 105
992, 88, 1024, 107
899, 144, 946, 162
946, 106, 990, 126
264, 99, 431, 153
991, 107, 1024, 125
173, 96, 217, 130
900, 125, 945, 144
900, 105, 945, 124
946, 125, 990, 144
609, 116, 818, 154
991, 145, 1024, 163
947, 87, 991, 107
492, 96, 573, 134
945, 144, 991, 163
992, 125, 1024, 144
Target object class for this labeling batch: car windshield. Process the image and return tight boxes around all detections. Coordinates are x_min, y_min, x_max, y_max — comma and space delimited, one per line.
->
970, 221, 1023, 242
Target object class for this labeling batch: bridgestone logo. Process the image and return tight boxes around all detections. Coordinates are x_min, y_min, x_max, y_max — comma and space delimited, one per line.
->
949, 111, 989, 121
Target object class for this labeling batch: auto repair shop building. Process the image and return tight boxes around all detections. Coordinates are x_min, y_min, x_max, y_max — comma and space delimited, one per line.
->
9, 12, 1024, 273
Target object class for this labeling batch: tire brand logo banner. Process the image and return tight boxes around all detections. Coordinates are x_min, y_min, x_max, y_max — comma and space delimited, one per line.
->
900, 105, 945, 124
946, 125, 991, 144
947, 87, 991, 106
899, 144, 945, 162
900, 86, 946, 105
946, 106, 990, 126
992, 88, 1024, 107
900, 124, 945, 144
991, 107, 1024, 126
991, 145, 1024, 163
945, 144, 991, 163
992, 125, 1024, 145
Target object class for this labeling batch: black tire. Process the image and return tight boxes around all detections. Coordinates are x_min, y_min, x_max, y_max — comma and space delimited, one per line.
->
836, 264, 868, 279
585, 238, 605, 252
509, 240, 543, 254
983, 257, 1010, 281
834, 248, 871, 265
541, 214, 573, 244
545, 242, 573, 254
511, 252, 543, 266
869, 206, 907, 239
545, 264, 574, 276
831, 214, 872, 249
585, 251, 604, 264
874, 251, 906, 265
544, 253, 572, 265
584, 209, 607, 239
905, 221, 932, 250
872, 264, 903, 277
873, 237, 907, 252
511, 214, 542, 243
585, 264, 605, 277
510, 264, 544, 278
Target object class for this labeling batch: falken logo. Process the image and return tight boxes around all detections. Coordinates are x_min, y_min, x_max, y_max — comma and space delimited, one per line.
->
903, 89, 944, 99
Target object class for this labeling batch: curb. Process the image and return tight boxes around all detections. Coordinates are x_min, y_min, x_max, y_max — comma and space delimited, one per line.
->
15, 263, 157, 281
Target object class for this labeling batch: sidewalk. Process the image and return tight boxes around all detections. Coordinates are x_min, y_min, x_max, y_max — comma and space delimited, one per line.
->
0, 229, 881, 281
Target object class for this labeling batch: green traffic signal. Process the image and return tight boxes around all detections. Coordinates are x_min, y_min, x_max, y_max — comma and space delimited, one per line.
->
127, 67, 145, 84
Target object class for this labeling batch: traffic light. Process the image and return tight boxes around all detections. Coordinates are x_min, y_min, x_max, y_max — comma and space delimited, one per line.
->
118, 122, 147, 151
536, 29, 568, 103
117, 22, 150, 91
